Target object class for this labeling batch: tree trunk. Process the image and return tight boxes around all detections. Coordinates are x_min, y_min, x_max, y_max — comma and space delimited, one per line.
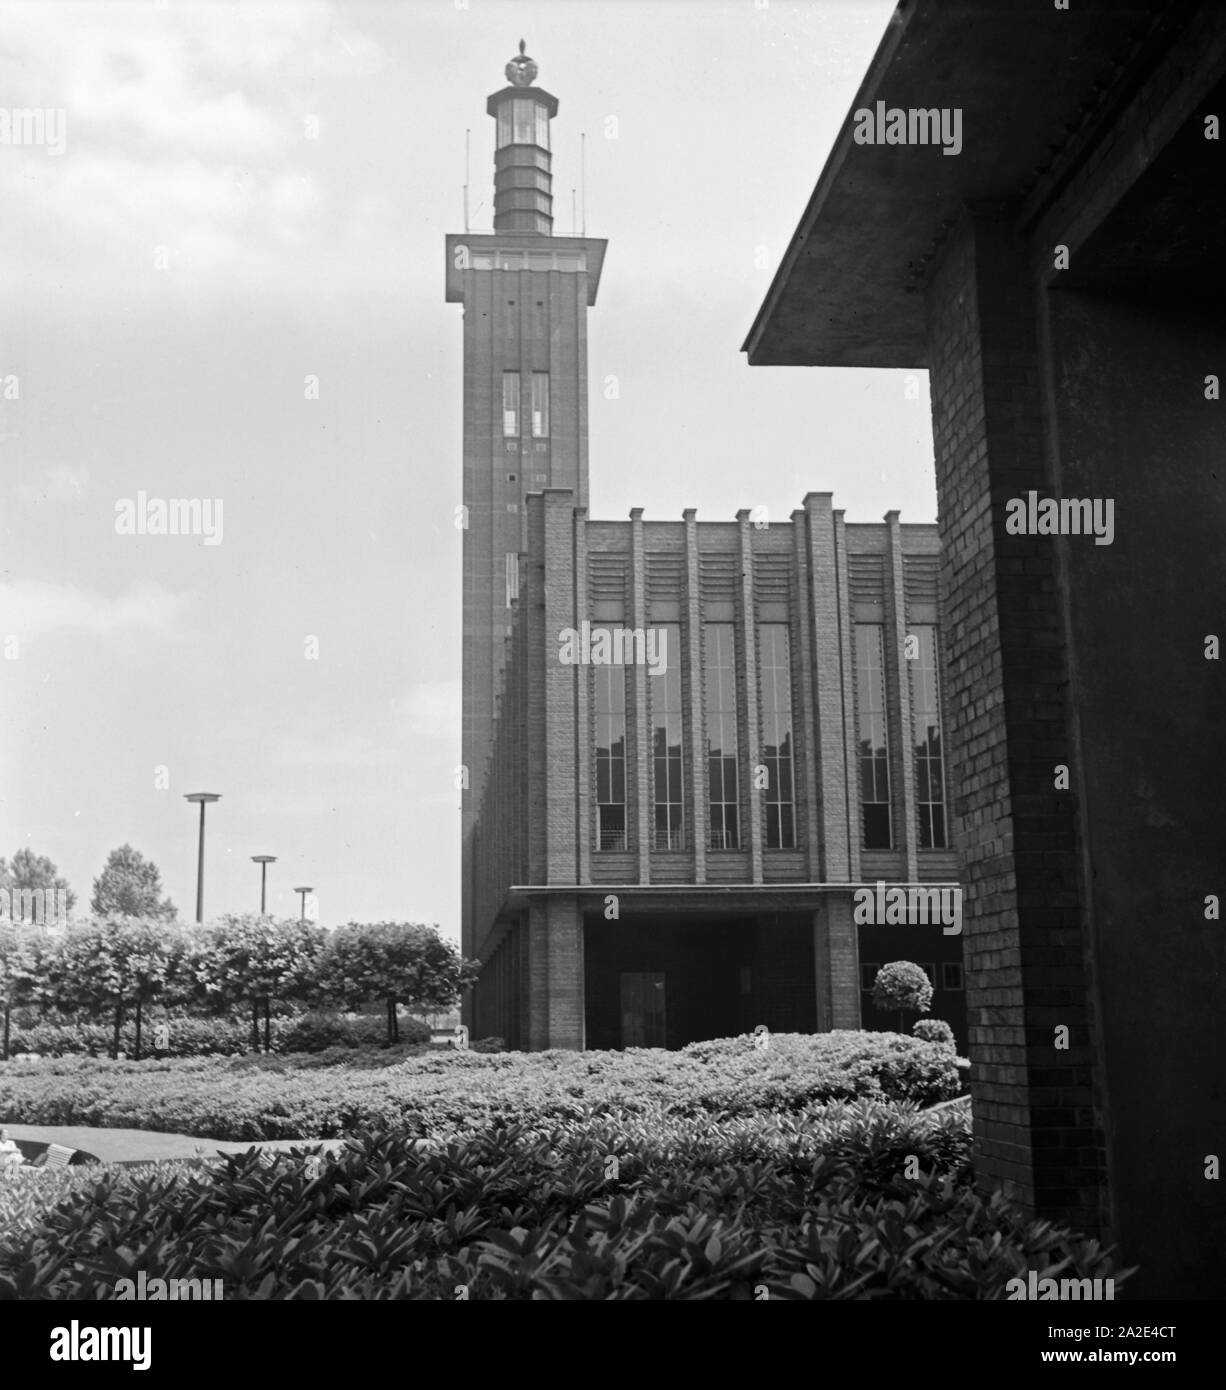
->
264, 997, 271, 1053
134, 998, 142, 1061
113, 997, 124, 1060
3, 998, 9, 1061
252, 1000, 260, 1052
388, 997, 399, 1044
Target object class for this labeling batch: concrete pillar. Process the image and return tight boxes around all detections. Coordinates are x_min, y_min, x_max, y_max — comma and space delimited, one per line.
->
527, 896, 584, 1051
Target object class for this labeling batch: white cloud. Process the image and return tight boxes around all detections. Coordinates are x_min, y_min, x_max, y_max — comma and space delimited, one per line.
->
0, 580, 188, 637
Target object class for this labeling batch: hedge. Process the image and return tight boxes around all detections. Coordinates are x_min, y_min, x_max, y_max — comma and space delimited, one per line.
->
0, 1032, 966, 1141
0, 1103, 1129, 1300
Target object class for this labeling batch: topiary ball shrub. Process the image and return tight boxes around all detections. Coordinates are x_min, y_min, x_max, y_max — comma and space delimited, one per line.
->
871, 961, 934, 1018
913, 1018, 955, 1049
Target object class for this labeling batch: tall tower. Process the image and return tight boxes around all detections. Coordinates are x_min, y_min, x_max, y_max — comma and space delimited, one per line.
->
446, 43, 607, 988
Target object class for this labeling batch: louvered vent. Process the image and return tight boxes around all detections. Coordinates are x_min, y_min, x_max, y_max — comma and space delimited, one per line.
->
588, 553, 627, 604
903, 554, 939, 605
698, 551, 739, 602
848, 552, 885, 605
646, 553, 684, 605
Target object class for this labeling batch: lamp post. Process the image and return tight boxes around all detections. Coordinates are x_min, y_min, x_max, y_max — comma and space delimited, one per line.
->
184, 793, 221, 924
294, 887, 313, 922
251, 856, 277, 915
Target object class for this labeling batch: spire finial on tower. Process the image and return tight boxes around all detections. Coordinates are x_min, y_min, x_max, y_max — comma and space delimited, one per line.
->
506, 40, 538, 86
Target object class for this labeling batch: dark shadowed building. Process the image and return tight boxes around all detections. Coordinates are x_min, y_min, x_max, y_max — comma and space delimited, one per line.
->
745, 0, 1226, 1300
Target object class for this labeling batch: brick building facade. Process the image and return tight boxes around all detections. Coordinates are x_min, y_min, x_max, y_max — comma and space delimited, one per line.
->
744, 0, 1225, 1300
448, 45, 964, 1054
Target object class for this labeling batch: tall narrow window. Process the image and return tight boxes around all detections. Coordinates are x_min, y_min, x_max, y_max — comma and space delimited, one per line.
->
502, 372, 519, 437
759, 624, 796, 849
704, 624, 739, 850
512, 98, 536, 145
531, 372, 549, 438
910, 625, 948, 848
651, 623, 684, 850
855, 625, 891, 848
595, 665, 626, 851
505, 553, 518, 608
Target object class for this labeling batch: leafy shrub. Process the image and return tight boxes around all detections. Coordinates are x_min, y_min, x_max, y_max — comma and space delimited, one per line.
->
0, 1106, 1129, 1301
871, 962, 934, 1018
913, 1019, 955, 1049
3, 1010, 432, 1060
0, 1032, 966, 1141
470, 1037, 507, 1054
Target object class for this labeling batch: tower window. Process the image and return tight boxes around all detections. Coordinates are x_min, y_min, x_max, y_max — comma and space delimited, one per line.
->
704, 623, 740, 850
758, 624, 796, 849
855, 625, 891, 849
595, 666, 627, 851
910, 625, 948, 849
651, 623, 684, 850
502, 371, 519, 437
531, 372, 549, 438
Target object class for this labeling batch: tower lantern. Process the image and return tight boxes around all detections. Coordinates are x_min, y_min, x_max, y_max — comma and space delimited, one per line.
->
487, 40, 558, 234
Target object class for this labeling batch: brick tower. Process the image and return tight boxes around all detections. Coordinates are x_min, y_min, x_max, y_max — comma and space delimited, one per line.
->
445, 42, 607, 1000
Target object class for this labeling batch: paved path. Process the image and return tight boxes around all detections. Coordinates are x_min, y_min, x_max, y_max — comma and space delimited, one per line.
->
2, 1124, 349, 1164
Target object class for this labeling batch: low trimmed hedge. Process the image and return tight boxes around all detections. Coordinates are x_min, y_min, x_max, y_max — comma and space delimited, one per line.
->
0, 1104, 1127, 1300
0, 1032, 966, 1142
2, 1011, 433, 1060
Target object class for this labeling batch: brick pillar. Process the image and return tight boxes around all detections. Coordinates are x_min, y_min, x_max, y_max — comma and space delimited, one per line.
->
884, 510, 919, 883
791, 510, 821, 879
547, 896, 585, 1050
630, 508, 651, 881
804, 494, 853, 881
832, 510, 861, 884
527, 895, 584, 1051
737, 511, 763, 883
575, 507, 592, 884
925, 210, 1106, 1233
813, 898, 860, 1031
683, 509, 707, 882
542, 490, 579, 885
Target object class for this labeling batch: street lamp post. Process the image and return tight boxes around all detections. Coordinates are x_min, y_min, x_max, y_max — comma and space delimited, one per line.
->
184, 793, 221, 924
251, 856, 277, 915
294, 887, 313, 922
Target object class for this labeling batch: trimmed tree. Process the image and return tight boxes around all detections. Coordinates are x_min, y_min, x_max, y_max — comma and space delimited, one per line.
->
53, 918, 176, 1059
871, 960, 934, 1033
315, 923, 477, 1043
189, 915, 327, 1052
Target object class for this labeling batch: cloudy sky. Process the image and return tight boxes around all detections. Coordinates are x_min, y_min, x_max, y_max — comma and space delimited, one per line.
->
0, 0, 934, 939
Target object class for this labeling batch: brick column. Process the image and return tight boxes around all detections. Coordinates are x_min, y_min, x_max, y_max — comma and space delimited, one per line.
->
737, 511, 763, 883
542, 490, 579, 885
630, 508, 651, 881
925, 209, 1105, 1233
813, 898, 860, 1031
791, 510, 821, 878
683, 509, 707, 882
804, 494, 853, 882
575, 507, 592, 884
884, 510, 919, 882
